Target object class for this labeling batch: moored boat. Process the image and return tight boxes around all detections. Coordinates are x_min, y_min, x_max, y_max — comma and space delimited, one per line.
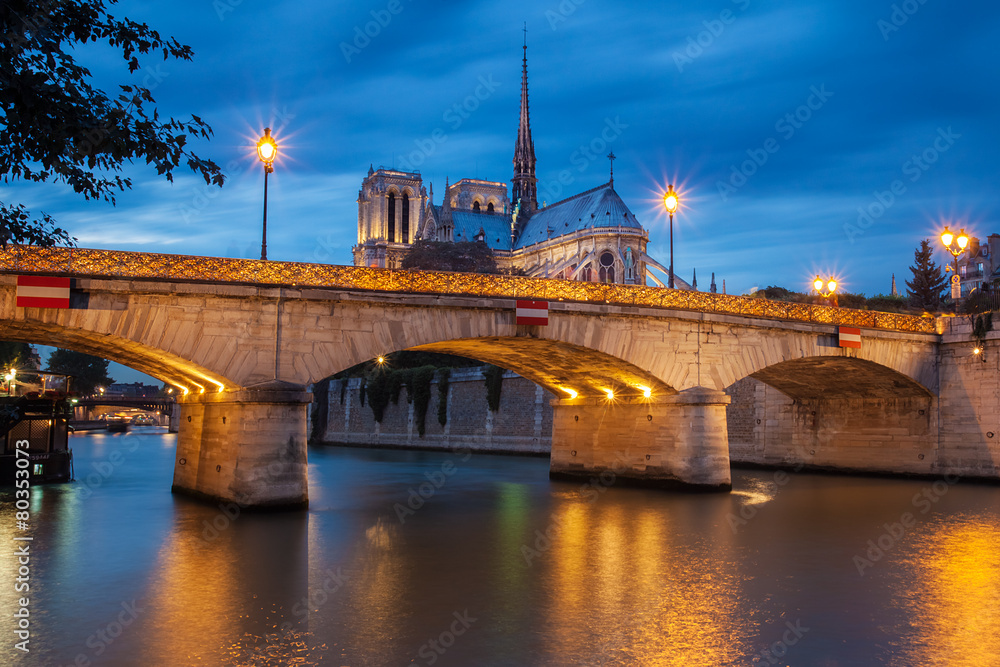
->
0, 370, 74, 485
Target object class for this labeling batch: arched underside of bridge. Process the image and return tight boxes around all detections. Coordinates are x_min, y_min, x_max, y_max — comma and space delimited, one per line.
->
727, 356, 938, 476
748, 356, 934, 400
408, 337, 676, 399
0, 320, 231, 396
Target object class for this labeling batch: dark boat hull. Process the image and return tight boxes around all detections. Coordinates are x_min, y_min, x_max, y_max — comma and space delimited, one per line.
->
0, 450, 73, 485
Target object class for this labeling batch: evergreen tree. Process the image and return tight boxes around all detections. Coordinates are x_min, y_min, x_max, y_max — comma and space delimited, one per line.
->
905, 239, 948, 311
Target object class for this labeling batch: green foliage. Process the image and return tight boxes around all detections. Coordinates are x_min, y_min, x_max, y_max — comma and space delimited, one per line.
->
437, 368, 451, 427
905, 239, 948, 312
0, 341, 37, 370
309, 379, 329, 444
45, 349, 114, 395
866, 293, 909, 313
407, 366, 435, 436
366, 370, 390, 422
838, 293, 868, 310
402, 239, 500, 274
0, 0, 225, 244
483, 365, 504, 412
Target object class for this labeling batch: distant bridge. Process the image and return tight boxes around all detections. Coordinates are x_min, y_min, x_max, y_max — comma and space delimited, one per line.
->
0, 246, 993, 509
76, 395, 175, 414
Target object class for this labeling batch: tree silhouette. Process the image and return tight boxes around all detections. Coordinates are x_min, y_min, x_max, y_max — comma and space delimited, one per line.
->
0, 0, 225, 246
905, 239, 948, 312
46, 349, 114, 395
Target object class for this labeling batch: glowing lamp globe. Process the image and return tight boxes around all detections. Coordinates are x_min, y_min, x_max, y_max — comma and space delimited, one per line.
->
257, 128, 277, 165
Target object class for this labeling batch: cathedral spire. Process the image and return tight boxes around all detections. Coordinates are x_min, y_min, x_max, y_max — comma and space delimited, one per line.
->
511, 27, 538, 218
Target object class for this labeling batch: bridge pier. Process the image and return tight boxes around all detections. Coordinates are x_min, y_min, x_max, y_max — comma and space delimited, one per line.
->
549, 387, 732, 491
171, 381, 311, 510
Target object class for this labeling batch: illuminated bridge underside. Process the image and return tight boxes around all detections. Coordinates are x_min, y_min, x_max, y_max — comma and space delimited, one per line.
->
411, 338, 675, 398
750, 357, 934, 400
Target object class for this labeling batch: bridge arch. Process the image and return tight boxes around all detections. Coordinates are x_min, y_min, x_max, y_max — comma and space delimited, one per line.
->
0, 319, 231, 396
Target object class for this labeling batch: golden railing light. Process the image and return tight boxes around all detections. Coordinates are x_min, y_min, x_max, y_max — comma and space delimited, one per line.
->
0, 247, 938, 334
604, 389, 615, 400
640, 385, 652, 398
561, 387, 578, 399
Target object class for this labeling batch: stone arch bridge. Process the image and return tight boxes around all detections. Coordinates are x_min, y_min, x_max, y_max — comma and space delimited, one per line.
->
1, 247, 993, 509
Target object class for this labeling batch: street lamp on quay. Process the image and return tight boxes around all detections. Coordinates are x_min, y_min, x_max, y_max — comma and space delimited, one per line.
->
663, 184, 680, 289
256, 128, 278, 261
940, 226, 969, 302
814, 275, 839, 305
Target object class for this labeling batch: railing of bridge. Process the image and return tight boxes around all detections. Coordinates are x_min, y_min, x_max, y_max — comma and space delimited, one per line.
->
0, 246, 937, 334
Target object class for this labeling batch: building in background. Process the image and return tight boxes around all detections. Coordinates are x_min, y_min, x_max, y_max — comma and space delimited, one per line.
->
957, 233, 1000, 296
352, 43, 689, 289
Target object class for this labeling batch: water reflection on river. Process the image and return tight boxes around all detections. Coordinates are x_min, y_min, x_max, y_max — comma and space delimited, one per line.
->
2, 430, 999, 666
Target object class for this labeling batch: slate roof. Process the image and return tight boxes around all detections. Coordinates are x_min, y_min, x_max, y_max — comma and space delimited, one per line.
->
513, 183, 643, 250
437, 208, 514, 251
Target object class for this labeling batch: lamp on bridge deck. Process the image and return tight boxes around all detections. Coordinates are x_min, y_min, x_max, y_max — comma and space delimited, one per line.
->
940, 225, 969, 305
663, 184, 680, 289
256, 128, 278, 261
814, 275, 838, 306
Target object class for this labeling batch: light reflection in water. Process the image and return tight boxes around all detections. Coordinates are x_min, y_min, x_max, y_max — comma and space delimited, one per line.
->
538, 491, 755, 666
890, 519, 1000, 667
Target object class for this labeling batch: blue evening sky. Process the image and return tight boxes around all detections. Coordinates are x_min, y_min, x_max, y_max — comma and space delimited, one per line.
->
8, 1, 1000, 381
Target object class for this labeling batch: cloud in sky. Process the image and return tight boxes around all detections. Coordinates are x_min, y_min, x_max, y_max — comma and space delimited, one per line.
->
8, 0, 1000, 303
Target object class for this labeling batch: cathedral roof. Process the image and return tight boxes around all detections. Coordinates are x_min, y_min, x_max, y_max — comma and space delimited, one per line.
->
513, 182, 643, 250
438, 208, 514, 251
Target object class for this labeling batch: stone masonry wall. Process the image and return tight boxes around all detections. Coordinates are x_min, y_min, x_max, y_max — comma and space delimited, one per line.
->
321, 368, 554, 455
727, 317, 1000, 479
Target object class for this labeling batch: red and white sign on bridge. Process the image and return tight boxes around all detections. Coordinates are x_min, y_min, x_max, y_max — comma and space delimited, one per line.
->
838, 326, 862, 349
16, 276, 71, 309
515, 300, 548, 326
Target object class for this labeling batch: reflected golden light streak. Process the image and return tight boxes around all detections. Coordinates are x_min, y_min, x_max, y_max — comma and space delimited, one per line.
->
891, 521, 1000, 666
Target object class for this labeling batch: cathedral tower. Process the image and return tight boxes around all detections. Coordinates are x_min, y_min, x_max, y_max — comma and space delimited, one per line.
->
511, 35, 538, 219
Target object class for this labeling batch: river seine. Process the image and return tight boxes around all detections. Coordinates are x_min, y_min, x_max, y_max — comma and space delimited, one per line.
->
2, 429, 1000, 666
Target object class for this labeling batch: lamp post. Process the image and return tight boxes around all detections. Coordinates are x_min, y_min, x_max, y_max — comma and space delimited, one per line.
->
814, 275, 838, 306
663, 184, 679, 289
940, 226, 969, 303
256, 128, 278, 261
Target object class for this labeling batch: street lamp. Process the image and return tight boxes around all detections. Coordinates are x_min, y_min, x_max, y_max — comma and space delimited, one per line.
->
814, 275, 838, 305
663, 184, 680, 289
940, 226, 969, 302
256, 127, 278, 261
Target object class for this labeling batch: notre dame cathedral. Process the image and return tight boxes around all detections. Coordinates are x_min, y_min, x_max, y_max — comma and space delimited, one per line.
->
352, 42, 682, 289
